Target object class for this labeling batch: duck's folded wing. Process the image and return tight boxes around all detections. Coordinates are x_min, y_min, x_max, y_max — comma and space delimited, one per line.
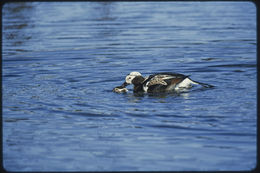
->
147, 74, 182, 87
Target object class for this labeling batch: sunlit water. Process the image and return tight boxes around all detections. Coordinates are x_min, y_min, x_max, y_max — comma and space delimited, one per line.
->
2, 2, 256, 171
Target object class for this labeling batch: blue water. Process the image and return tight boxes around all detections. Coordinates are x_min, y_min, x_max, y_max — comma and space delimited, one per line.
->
2, 2, 257, 171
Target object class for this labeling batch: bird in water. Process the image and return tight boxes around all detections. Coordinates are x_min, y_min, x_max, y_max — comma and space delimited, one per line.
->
113, 71, 214, 93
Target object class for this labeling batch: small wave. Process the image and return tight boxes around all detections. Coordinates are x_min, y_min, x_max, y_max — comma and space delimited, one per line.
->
71, 111, 114, 117
3, 74, 21, 78
212, 132, 256, 137
208, 63, 256, 68
148, 124, 205, 131
4, 118, 30, 123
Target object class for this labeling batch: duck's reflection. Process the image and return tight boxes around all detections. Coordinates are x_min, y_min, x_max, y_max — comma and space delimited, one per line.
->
125, 90, 191, 103
3, 2, 35, 53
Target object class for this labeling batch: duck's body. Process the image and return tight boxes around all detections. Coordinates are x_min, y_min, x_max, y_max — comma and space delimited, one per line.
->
131, 72, 198, 93
113, 71, 213, 93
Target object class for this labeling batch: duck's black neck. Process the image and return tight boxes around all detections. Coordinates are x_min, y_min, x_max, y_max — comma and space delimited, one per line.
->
132, 76, 146, 93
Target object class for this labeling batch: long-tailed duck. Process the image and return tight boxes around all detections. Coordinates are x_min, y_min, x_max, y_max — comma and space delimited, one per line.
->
113, 71, 214, 93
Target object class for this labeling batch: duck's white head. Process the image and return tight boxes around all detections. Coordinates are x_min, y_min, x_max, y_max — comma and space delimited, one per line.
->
125, 71, 142, 84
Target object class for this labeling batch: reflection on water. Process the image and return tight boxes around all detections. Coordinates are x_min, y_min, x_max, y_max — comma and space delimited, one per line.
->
2, 1, 256, 172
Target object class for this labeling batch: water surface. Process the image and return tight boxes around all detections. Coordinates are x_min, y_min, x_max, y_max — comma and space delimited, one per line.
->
2, 1, 256, 171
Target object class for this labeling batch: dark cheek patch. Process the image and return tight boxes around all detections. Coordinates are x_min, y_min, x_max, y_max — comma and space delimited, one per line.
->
132, 76, 145, 85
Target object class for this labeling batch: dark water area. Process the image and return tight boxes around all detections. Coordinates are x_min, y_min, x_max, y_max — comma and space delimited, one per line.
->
2, 2, 256, 171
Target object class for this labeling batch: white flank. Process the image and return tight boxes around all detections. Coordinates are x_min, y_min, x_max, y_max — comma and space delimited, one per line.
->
175, 77, 199, 90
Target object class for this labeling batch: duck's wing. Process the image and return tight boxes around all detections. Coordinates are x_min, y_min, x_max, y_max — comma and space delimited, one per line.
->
154, 72, 188, 78
146, 74, 185, 87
